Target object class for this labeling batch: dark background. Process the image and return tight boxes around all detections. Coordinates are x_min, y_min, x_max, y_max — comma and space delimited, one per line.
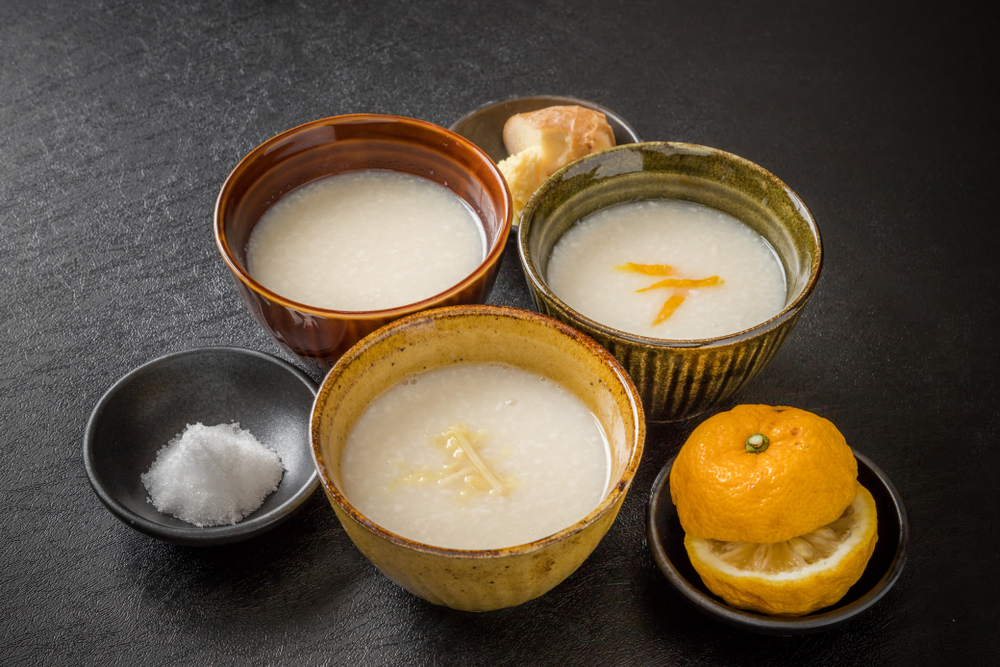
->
2, 1, 997, 665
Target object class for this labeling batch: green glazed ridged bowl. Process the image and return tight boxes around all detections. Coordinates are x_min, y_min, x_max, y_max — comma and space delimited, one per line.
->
517, 142, 822, 422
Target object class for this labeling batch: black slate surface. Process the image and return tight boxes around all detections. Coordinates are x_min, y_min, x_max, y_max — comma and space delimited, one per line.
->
1, 1, 997, 665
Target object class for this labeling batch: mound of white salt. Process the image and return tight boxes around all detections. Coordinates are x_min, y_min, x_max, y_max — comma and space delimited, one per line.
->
141, 422, 284, 527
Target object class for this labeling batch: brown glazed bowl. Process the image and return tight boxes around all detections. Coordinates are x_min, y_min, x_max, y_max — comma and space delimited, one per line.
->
518, 142, 822, 422
311, 305, 645, 611
215, 114, 512, 371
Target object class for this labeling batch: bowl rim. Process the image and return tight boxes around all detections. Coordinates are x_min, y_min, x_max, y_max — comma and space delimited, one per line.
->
83, 346, 320, 546
310, 303, 646, 559
646, 448, 910, 634
517, 140, 823, 349
449, 94, 643, 144
214, 113, 512, 321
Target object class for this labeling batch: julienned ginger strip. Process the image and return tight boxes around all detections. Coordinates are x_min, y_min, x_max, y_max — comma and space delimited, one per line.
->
438, 466, 474, 487
448, 426, 505, 493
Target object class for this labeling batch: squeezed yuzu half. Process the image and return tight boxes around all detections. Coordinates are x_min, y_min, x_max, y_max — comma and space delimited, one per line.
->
669, 405, 878, 616
685, 483, 878, 616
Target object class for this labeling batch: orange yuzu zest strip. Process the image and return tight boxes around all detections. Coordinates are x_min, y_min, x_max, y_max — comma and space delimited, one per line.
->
637, 276, 722, 291
616, 262, 723, 326
652, 293, 687, 325
614, 262, 675, 276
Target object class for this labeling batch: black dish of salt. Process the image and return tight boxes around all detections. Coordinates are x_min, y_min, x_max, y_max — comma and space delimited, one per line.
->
84, 347, 318, 546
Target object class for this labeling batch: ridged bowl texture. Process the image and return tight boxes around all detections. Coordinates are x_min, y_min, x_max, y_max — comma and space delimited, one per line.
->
518, 142, 822, 422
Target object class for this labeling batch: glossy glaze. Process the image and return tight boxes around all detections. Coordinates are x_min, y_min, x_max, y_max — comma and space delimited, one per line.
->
310, 305, 645, 611
216, 115, 512, 370
518, 142, 822, 422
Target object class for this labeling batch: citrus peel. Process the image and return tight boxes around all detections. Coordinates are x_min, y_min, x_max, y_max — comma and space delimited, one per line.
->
653, 293, 687, 325
669, 405, 858, 544
684, 483, 878, 616
636, 276, 722, 291
614, 262, 722, 325
614, 262, 675, 276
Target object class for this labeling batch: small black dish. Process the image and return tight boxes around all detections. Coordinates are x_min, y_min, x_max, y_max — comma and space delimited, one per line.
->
84, 347, 319, 546
449, 95, 642, 166
646, 450, 909, 635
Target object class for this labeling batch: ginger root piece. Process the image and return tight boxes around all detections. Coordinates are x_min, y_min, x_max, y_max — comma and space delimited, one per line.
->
498, 105, 615, 222
503, 106, 616, 168
497, 147, 547, 226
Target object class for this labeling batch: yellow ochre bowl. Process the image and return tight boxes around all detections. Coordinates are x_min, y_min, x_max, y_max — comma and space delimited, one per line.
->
310, 305, 645, 611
